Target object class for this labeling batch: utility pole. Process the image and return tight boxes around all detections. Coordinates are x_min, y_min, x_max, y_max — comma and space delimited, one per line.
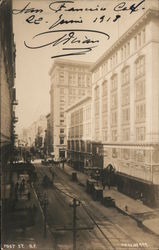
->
43, 192, 48, 239
70, 198, 80, 250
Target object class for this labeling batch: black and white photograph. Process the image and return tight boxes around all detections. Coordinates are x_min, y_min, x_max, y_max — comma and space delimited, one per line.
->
1, 0, 159, 249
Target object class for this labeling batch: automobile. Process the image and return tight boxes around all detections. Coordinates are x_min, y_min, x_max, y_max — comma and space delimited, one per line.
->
102, 196, 115, 207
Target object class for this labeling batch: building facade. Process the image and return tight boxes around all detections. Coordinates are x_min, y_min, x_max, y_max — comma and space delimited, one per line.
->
66, 96, 93, 170
49, 59, 92, 159
91, 8, 159, 206
20, 115, 47, 147
0, 0, 17, 198
0, 0, 17, 242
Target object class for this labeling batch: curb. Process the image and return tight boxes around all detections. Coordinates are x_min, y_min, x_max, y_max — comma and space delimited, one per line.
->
115, 204, 159, 237
61, 166, 159, 237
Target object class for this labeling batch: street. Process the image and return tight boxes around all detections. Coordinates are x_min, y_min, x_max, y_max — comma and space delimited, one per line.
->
34, 163, 159, 250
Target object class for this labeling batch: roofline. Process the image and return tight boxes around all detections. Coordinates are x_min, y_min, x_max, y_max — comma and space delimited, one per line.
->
91, 8, 159, 72
49, 59, 93, 76
65, 95, 92, 112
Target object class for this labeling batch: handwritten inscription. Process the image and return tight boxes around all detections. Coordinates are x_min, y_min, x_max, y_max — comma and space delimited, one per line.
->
13, 0, 145, 59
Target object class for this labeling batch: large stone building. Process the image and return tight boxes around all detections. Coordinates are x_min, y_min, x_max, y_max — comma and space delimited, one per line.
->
65, 7, 159, 207
90, 8, 159, 206
49, 59, 92, 159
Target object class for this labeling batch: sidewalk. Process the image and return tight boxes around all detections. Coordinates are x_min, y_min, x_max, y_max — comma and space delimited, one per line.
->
2, 176, 54, 250
62, 163, 159, 237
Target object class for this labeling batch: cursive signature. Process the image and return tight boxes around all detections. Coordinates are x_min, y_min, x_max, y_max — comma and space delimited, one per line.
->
24, 29, 110, 58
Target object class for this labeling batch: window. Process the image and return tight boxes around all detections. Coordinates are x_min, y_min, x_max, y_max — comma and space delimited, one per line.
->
79, 109, 83, 123
85, 106, 91, 120
79, 125, 83, 138
60, 88, 64, 94
60, 128, 64, 134
134, 36, 137, 50
111, 75, 117, 91
111, 93, 117, 109
136, 127, 145, 141
122, 86, 130, 106
59, 71, 64, 83
60, 137, 64, 144
135, 149, 145, 162
135, 80, 145, 100
86, 75, 91, 86
102, 98, 107, 113
95, 117, 99, 131
112, 148, 118, 158
122, 149, 130, 160
138, 32, 141, 47
121, 43, 130, 61
60, 120, 64, 125
122, 128, 130, 141
60, 96, 65, 102
78, 73, 82, 86
85, 123, 91, 137
60, 112, 64, 118
135, 103, 146, 122
111, 111, 117, 126
122, 67, 130, 85
102, 114, 107, 128
95, 86, 99, 99
135, 56, 145, 78
112, 129, 117, 141
102, 130, 107, 141
134, 29, 146, 50
81, 89, 85, 95
122, 108, 130, 124
95, 101, 99, 115
102, 81, 107, 96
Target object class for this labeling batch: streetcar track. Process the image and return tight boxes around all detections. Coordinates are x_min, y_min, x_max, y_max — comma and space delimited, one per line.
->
34, 165, 158, 250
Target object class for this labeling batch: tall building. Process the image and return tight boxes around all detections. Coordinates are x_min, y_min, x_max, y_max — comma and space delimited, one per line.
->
0, 0, 17, 241
49, 59, 92, 159
0, 0, 17, 198
90, 8, 159, 206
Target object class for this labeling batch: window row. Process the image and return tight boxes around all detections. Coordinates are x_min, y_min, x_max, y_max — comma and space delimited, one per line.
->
93, 48, 145, 84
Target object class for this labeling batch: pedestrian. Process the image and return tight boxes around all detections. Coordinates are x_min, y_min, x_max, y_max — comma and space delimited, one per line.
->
27, 191, 31, 200
21, 178, 25, 191
102, 180, 106, 190
51, 170, 55, 184
125, 205, 128, 212
19, 183, 23, 196
14, 182, 19, 200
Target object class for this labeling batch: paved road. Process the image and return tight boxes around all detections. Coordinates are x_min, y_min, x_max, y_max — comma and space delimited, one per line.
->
34, 164, 159, 250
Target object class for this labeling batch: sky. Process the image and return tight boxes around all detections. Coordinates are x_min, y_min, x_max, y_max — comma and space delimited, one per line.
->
12, 0, 157, 134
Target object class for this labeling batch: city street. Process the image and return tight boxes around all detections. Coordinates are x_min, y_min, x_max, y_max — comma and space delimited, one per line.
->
34, 164, 159, 250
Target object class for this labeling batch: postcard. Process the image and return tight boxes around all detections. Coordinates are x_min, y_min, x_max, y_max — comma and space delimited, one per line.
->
1, 0, 159, 249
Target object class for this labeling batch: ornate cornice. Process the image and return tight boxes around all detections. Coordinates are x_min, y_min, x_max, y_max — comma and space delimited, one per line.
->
91, 8, 159, 72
